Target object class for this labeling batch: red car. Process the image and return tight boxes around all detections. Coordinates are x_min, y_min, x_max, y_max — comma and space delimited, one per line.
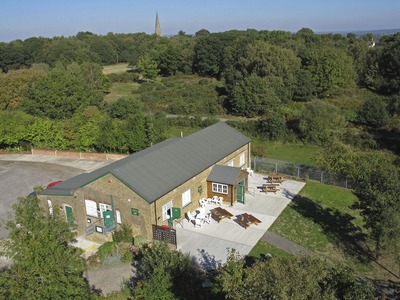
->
47, 180, 63, 188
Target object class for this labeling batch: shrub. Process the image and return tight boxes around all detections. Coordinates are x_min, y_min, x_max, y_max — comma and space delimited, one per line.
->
133, 235, 147, 246
356, 96, 389, 128
97, 241, 117, 259
112, 223, 134, 243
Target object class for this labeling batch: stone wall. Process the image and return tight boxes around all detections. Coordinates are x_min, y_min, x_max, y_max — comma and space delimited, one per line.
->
31, 148, 127, 160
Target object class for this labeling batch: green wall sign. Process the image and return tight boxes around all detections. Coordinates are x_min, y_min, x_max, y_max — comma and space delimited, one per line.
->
131, 208, 139, 216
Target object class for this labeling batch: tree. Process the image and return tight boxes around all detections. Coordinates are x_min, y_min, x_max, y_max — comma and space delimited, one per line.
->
131, 242, 201, 300
22, 63, 105, 119
376, 32, 400, 94
302, 47, 356, 97
257, 114, 287, 140
0, 68, 46, 110
356, 96, 389, 128
299, 100, 347, 145
108, 97, 143, 119
137, 54, 159, 80
293, 69, 316, 101
0, 110, 35, 149
236, 41, 301, 102
229, 75, 281, 117
0, 196, 90, 299
217, 251, 373, 300
351, 152, 400, 259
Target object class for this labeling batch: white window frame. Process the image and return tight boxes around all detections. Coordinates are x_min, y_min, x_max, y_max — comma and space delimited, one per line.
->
182, 189, 191, 207
228, 160, 234, 167
47, 199, 53, 216
85, 199, 98, 217
162, 201, 173, 221
116, 209, 122, 224
212, 183, 228, 194
99, 203, 112, 218
239, 153, 245, 167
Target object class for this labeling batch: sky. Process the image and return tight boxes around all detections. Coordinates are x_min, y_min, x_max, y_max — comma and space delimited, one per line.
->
1, 0, 399, 42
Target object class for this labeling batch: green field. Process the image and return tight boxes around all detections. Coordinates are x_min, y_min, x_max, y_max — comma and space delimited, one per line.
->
104, 82, 140, 103
252, 139, 321, 166
254, 181, 399, 279
102, 63, 131, 74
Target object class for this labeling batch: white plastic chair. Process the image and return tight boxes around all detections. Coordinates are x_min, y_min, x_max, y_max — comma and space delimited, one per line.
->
195, 218, 202, 227
203, 213, 211, 224
211, 196, 219, 205
186, 211, 196, 225
215, 196, 223, 206
199, 198, 207, 207
246, 167, 254, 177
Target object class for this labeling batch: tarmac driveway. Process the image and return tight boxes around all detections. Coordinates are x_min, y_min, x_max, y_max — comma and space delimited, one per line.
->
0, 154, 112, 239
176, 173, 305, 269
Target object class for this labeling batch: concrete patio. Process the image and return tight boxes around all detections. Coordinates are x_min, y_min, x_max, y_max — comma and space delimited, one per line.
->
176, 172, 305, 269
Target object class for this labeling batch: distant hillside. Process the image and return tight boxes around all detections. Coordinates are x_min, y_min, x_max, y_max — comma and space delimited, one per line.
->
319, 28, 400, 38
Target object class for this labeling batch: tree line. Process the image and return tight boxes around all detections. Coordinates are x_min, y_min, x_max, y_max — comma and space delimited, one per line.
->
1, 28, 399, 279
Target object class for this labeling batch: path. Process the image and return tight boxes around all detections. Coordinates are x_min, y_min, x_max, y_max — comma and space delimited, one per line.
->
84, 263, 134, 296
261, 231, 314, 256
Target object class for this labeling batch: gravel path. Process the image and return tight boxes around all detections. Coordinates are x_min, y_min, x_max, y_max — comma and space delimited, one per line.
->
84, 263, 135, 296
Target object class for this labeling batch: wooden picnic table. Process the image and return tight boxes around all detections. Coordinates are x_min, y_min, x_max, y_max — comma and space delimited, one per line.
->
266, 176, 285, 184
212, 207, 233, 223
236, 213, 262, 229
262, 183, 279, 193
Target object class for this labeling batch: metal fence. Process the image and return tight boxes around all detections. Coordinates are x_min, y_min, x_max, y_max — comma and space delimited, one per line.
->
251, 156, 355, 189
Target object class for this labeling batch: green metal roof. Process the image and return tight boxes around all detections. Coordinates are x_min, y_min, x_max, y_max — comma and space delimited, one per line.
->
207, 165, 242, 185
42, 122, 251, 203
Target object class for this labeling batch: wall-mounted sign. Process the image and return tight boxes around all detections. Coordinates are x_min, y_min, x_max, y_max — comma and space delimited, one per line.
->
95, 226, 104, 233
131, 208, 139, 216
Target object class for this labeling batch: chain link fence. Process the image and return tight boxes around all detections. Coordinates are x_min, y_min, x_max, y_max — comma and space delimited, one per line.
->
251, 156, 355, 190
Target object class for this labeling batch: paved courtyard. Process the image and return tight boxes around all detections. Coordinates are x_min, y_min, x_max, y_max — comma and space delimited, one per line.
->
176, 172, 305, 269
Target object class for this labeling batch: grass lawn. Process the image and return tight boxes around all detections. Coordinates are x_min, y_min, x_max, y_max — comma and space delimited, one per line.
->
248, 240, 293, 259
102, 63, 131, 75
165, 126, 200, 139
252, 139, 321, 166
104, 82, 140, 103
266, 181, 399, 279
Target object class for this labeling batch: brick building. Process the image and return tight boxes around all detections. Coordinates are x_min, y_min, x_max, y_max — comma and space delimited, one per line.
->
40, 122, 251, 241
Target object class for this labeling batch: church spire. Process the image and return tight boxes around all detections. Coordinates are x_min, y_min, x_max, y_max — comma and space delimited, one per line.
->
155, 12, 162, 37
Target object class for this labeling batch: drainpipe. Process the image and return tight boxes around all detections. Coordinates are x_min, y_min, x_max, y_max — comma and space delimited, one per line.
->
154, 202, 158, 226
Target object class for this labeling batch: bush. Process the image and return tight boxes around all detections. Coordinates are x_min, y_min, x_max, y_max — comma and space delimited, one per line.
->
133, 235, 147, 246
257, 115, 287, 140
97, 241, 117, 259
112, 223, 134, 243
356, 96, 389, 128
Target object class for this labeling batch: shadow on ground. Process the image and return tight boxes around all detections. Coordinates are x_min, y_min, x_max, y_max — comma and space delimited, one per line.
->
290, 195, 371, 263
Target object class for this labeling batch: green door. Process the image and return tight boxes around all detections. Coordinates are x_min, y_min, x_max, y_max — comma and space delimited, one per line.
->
65, 205, 74, 226
237, 179, 245, 204
103, 210, 115, 231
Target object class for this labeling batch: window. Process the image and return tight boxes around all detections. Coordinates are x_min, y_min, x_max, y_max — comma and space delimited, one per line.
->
116, 209, 122, 224
47, 199, 53, 216
212, 183, 228, 194
162, 201, 173, 221
240, 153, 245, 167
85, 199, 98, 217
228, 160, 234, 167
182, 189, 191, 207
99, 203, 112, 218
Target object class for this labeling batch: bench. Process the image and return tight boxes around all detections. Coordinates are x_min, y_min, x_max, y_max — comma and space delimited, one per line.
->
236, 216, 251, 229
